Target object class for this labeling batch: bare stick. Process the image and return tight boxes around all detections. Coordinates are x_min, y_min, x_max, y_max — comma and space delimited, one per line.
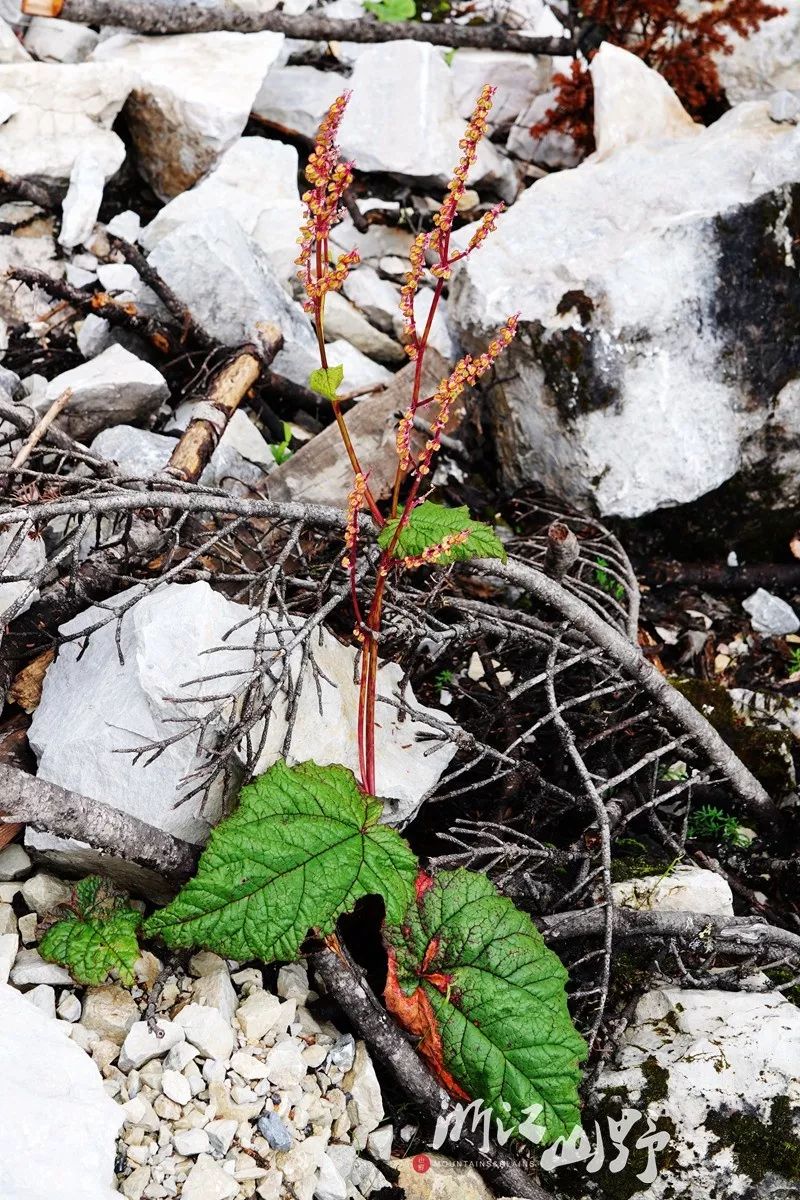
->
23, 0, 574, 54
10, 389, 73, 471
470, 556, 779, 825
0, 763, 199, 882
166, 345, 274, 484
544, 521, 579, 580
312, 942, 552, 1200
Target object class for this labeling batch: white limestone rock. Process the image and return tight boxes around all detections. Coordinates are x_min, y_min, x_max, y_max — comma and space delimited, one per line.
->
591, 41, 700, 160
507, 86, 584, 170
322, 337, 394, 392
28, 582, 255, 845
611, 865, 734, 917
91, 31, 284, 199
182, 1155, 239, 1200
323, 292, 405, 364
343, 1042, 383, 1147
253, 64, 344, 141
595, 986, 800, 1198
0, 16, 30, 62
59, 150, 106, 249
0, 62, 129, 182
34, 344, 169, 442
174, 1003, 235, 1061
0, 932, 17, 985
716, 5, 800, 102
0, 519, 45, 623
146, 211, 318, 372
119, 1019, 185, 1071
449, 44, 800, 517
338, 42, 517, 199
142, 138, 304, 283
0, 842, 30, 880
23, 16, 98, 63
0, 981, 123, 1200
743, 587, 800, 635
10, 948, 72, 986
450, 48, 552, 132
342, 265, 400, 334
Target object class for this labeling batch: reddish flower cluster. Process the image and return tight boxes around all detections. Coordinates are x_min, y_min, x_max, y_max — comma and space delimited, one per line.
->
396, 314, 520, 475
399, 86, 506, 361
400, 530, 470, 569
296, 92, 360, 312
532, 0, 784, 154
341, 471, 368, 572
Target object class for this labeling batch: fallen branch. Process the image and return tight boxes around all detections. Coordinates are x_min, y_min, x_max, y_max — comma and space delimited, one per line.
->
166, 343, 273, 483
10, 388, 73, 472
471, 557, 780, 826
312, 941, 552, 1200
23, 0, 574, 54
107, 233, 215, 351
642, 559, 800, 594
541, 904, 800, 958
0, 763, 199, 883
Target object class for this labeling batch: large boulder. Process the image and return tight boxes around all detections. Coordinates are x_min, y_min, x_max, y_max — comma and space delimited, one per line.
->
28, 582, 456, 857
583, 986, 800, 1198
91, 31, 284, 199
449, 43, 800, 518
0, 981, 123, 1200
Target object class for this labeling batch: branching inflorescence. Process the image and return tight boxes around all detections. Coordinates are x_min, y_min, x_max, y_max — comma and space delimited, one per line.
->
298, 84, 519, 796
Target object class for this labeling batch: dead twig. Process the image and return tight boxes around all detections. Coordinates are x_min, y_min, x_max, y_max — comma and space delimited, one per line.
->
24, 0, 574, 54
10, 389, 73, 472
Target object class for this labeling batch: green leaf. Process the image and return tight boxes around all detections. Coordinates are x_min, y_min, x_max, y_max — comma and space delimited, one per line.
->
309, 364, 344, 401
145, 761, 418, 963
384, 868, 586, 1144
269, 420, 293, 465
39, 876, 142, 986
443, 47, 457, 67
364, 0, 415, 20
378, 501, 507, 565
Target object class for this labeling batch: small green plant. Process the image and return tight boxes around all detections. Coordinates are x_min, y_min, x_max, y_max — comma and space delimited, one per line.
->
39, 876, 141, 986
687, 804, 750, 847
364, 0, 415, 19
144, 762, 586, 1144
139, 89, 585, 1145
435, 667, 455, 688
269, 421, 293, 465
594, 556, 625, 600
788, 646, 800, 675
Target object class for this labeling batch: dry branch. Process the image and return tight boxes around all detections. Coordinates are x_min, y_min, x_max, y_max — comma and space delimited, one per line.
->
166, 344, 272, 483
24, 0, 574, 54
474, 556, 779, 826
643, 558, 800, 593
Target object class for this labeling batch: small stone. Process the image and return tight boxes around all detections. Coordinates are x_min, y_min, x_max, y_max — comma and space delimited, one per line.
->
182, 1155, 239, 1200
205, 1118, 238, 1156
202, 1058, 227, 1085
231, 967, 263, 990
24, 983, 56, 1019
153, 1094, 182, 1121
19, 871, 71, 914
264, 1040, 306, 1088
256, 1170, 283, 1200
366, 1125, 393, 1160
122, 1094, 160, 1132
121, 1164, 151, 1200
343, 1043, 383, 1147
193, 969, 238, 1025
17, 911, 37, 944
769, 89, 800, 124
0, 884, 19, 903
57, 991, 82, 1022
161, 1068, 192, 1106
0, 842, 31, 880
326, 1035, 355, 1074
236, 990, 281, 1043
302, 1044, 328, 1070
315, 1153, 347, 1200
0, 933, 18, 985
70, 1023, 100, 1052
743, 588, 800, 636
230, 1050, 271, 1081
174, 1003, 234, 1061
164, 1041, 198, 1072
0, 905, 15, 936
256, 1111, 293, 1152
81, 984, 139, 1045
139, 1059, 165, 1089
189, 951, 227, 977
92, 1037, 120, 1072
134, 951, 163, 991
173, 1128, 211, 1157
119, 1020, 185, 1072
10, 948, 71, 986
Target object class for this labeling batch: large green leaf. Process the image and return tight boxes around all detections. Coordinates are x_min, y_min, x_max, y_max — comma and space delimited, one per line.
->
145, 761, 418, 963
384, 868, 586, 1144
364, 0, 415, 20
39, 876, 142, 986
309, 365, 344, 401
378, 502, 507, 565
